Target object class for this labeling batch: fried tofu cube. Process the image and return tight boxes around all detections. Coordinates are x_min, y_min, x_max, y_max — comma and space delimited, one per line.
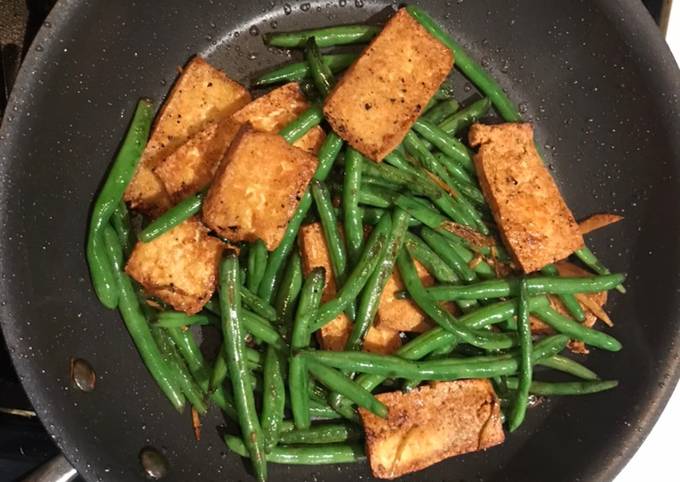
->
153, 119, 242, 203
125, 217, 223, 314
298, 223, 401, 354
202, 127, 318, 250
125, 57, 251, 215
232, 82, 325, 153
359, 380, 504, 479
375, 261, 434, 333
323, 9, 453, 161
469, 123, 584, 273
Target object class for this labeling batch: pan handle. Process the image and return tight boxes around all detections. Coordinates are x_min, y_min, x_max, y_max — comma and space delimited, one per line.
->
22, 454, 77, 482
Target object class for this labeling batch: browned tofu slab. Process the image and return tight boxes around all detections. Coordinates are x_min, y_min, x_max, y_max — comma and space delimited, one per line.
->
232, 82, 325, 154
324, 9, 453, 161
375, 261, 434, 333
469, 123, 584, 273
202, 127, 317, 250
125, 57, 251, 215
125, 217, 223, 314
359, 380, 504, 479
299, 223, 401, 354
153, 119, 242, 203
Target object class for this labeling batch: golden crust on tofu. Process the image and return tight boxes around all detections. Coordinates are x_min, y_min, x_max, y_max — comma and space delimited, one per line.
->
153, 119, 242, 203
125, 57, 251, 215
375, 261, 434, 333
469, 123, 584, 273
202, 127, 318, 250
232, 82, 325, 154
359, 380, 504, 479
299, 223, 401, 354
323, 9, 453, 161
125, 217, 223, 314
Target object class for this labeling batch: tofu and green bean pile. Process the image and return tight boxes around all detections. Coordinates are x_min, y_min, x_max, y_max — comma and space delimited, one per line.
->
87, 6, 626, 480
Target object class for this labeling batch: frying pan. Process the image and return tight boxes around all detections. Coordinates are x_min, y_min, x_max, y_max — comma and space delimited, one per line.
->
1, 0, 679, 481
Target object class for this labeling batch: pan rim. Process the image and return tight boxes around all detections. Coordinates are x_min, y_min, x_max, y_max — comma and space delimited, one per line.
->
1, 0, 679, 481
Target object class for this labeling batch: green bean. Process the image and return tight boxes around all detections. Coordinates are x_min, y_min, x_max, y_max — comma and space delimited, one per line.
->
241, 286, 278, 322
362, 156, 442, 199
532, 302, 622, 352
87, 99, 154, 308
264, 24, 380, 48
402, 343, 457, 391
343, 147, 364, 267
139, 193, 203, 242
154, 312, 212, 328
426, 273, 626, 301
247, 240, 269, 294
305, 359, 387, 417
537, 355, 599, 381
504, 378, 618, 396
259, 133, 343, 303
274, 251, 303, 327
312, 180, 349, 290
242, 310, 287, 350
432, 153, 476, 186
290, 268, 326, 429
253, 53, 358, 86
540, 264, 585, 322
225, 435, 365, 464
107, 262, 185, 410
164, 326, 237, 418
279, 105, 324, 144
302, 334, 567, 380
508, 279, 531, 432
305, 38, 334, 96
261, 345, 287, 452
346, 209, 411, 351
574, 247, 626, 293
209, 348, 260, 394
278, 423, 361, 445
362, 174, 403, 191
152, 327, 208, 414
420, 228, 476, 282
425, 227, 495, 278
438, 97, 492, 136
393, 194, 446, 229
411, 119, 475, 175
397, 250, 513, 350
423, 99, 460, 124
219, 254, 266, 482
404, 232, 458, 283
406, 6, 521, 121
110, 202, 134, 256
311, 215, 390, 331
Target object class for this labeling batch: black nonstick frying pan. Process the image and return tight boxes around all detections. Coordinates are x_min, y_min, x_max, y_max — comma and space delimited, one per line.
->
1, 0, 680, 481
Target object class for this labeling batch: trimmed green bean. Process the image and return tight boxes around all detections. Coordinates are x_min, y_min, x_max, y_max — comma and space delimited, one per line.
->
253, 53, 357, 86
439, 97, 491, 136
423, 99, 460, 124
574, 247, 626, 293
426, 227, 495, 278
274, 251, 303, 328
306, 359, 387, 417
242, 310, 287, 350
312, 214, 390, 331
219, 254, 267, 482
508, 279, 531, 432
225, 435, 365, 464
279, 105, 323, 144
139, 193, 203, 242
343, 147, 365, 266
247, 240, 269, 294
261, 345, 287, 452
504, 378, 618, 396
241, 286, 278, 322
305, 38, 334, 96
412, 119, 475, 174
278, 423, 361, 445
154, 312, 212, 328
259, 133, 343, 303
537, 355, 599, 381
346, 208, 411, 351
404, 232, 458, 283
110, 202, 134, 256
88, 99, 153, 308
290, 268, 326, 429
312, 180, 349, 289
393, 194, 446, 229
532, 303, 622, 352
406, 6, 521, 121
420, 228, 476, 282
426, 273, 626, 301
264, 25, 380, 48
362, 156, 442, 200
541, 264, 585, 322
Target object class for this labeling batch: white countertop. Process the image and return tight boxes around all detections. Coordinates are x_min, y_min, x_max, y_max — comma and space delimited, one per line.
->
614, 6, 680, 481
